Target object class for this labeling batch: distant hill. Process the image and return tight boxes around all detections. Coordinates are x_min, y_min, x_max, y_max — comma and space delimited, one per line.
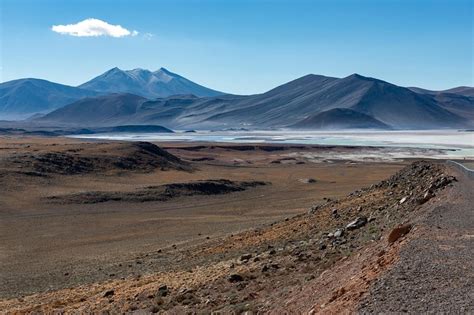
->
39, 73, 473, 130
89, 125, 174, 133
409, 86, 474, 97
409, 86, 474, 121
39, 93, 147, 126
79, 67, 223, 99
292, 108, 391, 129
0, 78, 99, 118
444, 87, 474, 98
189, 73, 470, 129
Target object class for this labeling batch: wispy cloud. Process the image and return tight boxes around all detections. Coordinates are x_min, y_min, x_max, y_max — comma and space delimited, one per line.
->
143, 33, 154, 40
51, 18, 138, 38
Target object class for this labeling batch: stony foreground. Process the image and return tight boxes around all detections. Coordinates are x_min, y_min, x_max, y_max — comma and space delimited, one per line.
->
1, 160, 472, 314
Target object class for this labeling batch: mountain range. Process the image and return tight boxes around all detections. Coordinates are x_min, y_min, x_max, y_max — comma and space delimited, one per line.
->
1, 67, 473, 130
0, 68, 222, 119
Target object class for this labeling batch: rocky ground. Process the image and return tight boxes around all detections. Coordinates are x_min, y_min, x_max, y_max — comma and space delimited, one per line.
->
2, 160, 469, 314
358, 165, 474, 313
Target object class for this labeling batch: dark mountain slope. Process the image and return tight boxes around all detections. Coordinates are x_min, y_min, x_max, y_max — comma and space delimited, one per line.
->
0, 78, 99, 117
431, 93, 474, 120
349, 75, 467, 129
203, 74, 369, 126
39, 93, 147, 126
444, 86, 474, 97
409, 86, 474, 97
203, 74, 467, 129
409, 87, 474, 121
292, 108, 391, 129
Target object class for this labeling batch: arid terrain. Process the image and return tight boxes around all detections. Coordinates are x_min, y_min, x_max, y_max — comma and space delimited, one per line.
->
0, 136, 473, 313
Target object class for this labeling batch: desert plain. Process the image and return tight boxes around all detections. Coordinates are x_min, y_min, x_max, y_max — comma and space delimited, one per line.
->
0, 135, 472, 313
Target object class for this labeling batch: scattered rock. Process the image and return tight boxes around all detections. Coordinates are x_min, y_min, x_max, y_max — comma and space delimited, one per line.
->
418, 190, 434, 204
399, 197, 408, 204
149, 306, 160, 313
300, 178, 317, 184
346, 217, 368, 230
388, 224, 412, 244
240, 254, 252, 261
329, 287, 346, 302
228, 274, 244, 282
333, 229, 344, 238
308, 205, 319, 214
103, 290, 114, 298
157, 285, 168, 297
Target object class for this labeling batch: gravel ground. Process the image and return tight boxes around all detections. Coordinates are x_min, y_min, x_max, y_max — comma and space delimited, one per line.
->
358, 167, 474, 313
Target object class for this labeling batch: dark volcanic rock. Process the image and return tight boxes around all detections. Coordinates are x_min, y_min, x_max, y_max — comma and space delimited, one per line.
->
157, 285, 168, 297
240, 254, 252, 261
346, 217, 368, 230
228, 274, 244, 283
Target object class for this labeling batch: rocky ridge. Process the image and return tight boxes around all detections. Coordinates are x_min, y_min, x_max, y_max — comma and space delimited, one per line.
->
2, 142, 190, 175
47, 179, 268, 204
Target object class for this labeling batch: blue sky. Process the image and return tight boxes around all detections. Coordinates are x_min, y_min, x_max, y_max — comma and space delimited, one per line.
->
1, 0, 472, 94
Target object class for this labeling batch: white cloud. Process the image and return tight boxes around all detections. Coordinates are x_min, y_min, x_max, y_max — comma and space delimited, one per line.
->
51, 18, 138, 38
143, 32, 154, 40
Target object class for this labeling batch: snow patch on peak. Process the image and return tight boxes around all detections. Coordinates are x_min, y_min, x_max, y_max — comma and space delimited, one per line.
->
153, 68, 175, 83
